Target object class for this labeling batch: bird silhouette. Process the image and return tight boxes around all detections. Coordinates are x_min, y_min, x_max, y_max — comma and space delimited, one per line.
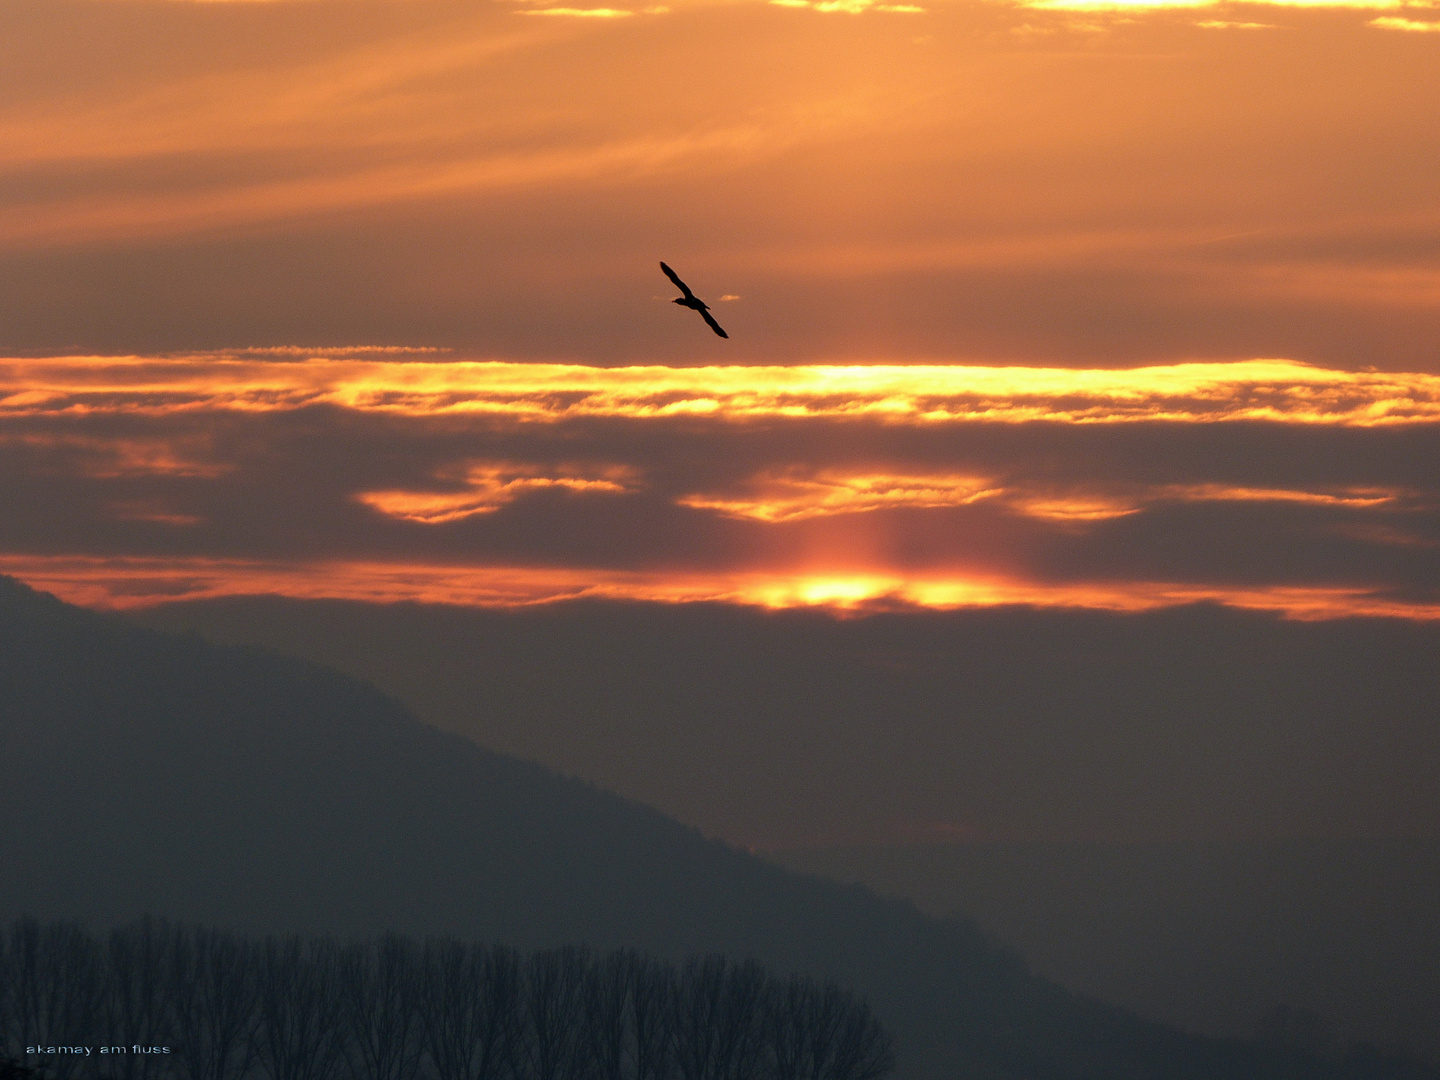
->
661, 262, 728, 338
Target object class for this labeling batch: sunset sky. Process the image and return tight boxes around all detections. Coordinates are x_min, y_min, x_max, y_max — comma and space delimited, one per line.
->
2, 0, 1439, 618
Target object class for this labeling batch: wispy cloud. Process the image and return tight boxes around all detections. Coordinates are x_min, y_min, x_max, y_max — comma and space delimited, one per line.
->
0, 432, 229, 479
1020, 0, 1438, 10
358, 462, 637, 523
1370, 13, 1440, 26
0, 127, 786, 248
769, 0, 925, 12
677, 470, 1408, 524
678, 470, 1002, 521
518, 7, 637, 16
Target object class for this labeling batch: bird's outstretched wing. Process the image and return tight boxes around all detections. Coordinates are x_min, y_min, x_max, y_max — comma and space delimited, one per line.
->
660, 261, 696, 300
699, 308, 729, 339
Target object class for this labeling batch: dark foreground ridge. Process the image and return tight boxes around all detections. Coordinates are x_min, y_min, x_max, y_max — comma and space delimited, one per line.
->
0, 577, 1430, 1080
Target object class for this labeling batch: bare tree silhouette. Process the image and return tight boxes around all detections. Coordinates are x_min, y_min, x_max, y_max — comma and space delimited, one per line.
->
419, 942, 519, 1080
105, 919, 175, 1080
772, 977, 890, 1080
4, 921, 106, 1080
166, 927, 256, 1080
581, 953, 630, 1080
338, 937, 422, 1080
713, 962, 764, 1080
2, 923, 897, 1080
670, 957, 720, 1080
520, 949, 587, 1080
1, 1057, 49, 1080
625, 956, 673, 1080
252, 938, 343, 1080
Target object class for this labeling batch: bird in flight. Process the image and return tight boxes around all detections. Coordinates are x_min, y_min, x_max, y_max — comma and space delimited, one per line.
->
660, 262, 728, 338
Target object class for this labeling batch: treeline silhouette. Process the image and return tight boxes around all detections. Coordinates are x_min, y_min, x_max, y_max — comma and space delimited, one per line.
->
0, 920, 892, 1080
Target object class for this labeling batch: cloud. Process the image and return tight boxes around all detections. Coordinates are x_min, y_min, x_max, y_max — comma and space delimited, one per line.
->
1159, 483, 1402, 508
112, 0, 319, 4
677, 468, 1411, 524
6, 552, 1438, 620
0, 4, 926, 249
0, 354, 1437, 620
0, 431, 230, 479
357, 461, 637, 523
518, 7, 637, 16
4, 355, 1440, 425
1370, 13, 1440, 26
769, 0, 926, 12
677, 470, 1003, 521
0, 128, 788, 249
1021, 0, 1438, 10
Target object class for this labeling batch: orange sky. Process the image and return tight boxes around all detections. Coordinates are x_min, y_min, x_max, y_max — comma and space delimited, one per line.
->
4, 0, 1440, 365
1, 0, 1438, 617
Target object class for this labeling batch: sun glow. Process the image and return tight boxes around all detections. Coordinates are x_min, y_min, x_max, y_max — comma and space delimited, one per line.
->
3, 555, 1436, 621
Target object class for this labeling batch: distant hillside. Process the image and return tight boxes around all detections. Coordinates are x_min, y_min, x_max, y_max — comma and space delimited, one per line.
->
775, 841, 1440, 1066
0, 577, 1417, 1080
134, 594, 1440, 852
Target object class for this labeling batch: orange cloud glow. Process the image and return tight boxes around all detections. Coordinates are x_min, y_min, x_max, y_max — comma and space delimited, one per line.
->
1007, 494, 1142, 522
357, 462, 637, 523
107, 502, 205, 527
1001, 483, 1407, 522
1022, 0, 1437, 10
769, 0, 927, 13
677, 470, 1001, 521
519, 8, 638, 17
3, 554, 1435, 622
5, 356, 1440, 426
1160, 484, 1402, 508
0, 432, 229, 479
676, 471, 1407, 524
1370, 13, 1440, 26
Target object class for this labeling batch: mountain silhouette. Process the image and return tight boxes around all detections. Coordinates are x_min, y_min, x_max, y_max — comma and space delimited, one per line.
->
0, 577, 1419, 1080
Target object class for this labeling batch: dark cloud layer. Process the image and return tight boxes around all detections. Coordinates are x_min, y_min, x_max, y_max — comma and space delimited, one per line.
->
2, 398, 1437, 613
